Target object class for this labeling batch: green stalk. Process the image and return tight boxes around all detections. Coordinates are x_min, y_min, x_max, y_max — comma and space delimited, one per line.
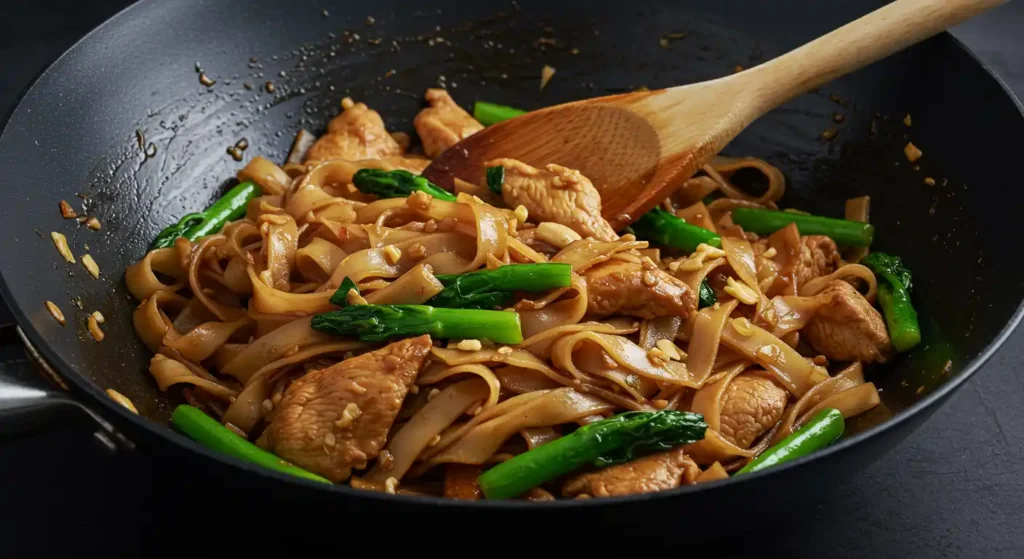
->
431, 263, 572, 310
171, 404, 330, 484
311, 304, 523, 344
352, 169, 456, 201
477, 410, 707, 499
150, 181, 260, 249
631, 207, 722, 253
486, 166, 505, 195
731, 208, 875, 247
736, 408, 844, 475
698, 279, 717, 308
862, 252, 921, 351
473, 101, 527, 126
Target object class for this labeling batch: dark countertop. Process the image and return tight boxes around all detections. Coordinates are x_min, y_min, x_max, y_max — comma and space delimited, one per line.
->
1, 1, 1022, 555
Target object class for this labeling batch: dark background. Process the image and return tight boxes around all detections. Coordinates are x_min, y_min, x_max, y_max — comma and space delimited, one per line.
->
1, 0, 1022, 555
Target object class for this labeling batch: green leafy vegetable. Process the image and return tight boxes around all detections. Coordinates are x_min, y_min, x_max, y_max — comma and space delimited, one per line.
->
631, 207, 722, 253
352, 168, 456, 202
329, 277, 360, 308
430, 263, 572, 309
171, 404, 330, 484
473, 101, 527, 126
476, 410, 707, 499
731, 207, 875, 247
150, 181, 260, 249
736, 408, 844, 475
862, 252, 921, 351
699, 279, 717, 308
486, 166, 505, 195
311, 304, 523, 344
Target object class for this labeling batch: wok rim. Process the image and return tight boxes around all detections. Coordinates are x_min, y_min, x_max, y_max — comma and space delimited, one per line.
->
1, 0, 1022, 509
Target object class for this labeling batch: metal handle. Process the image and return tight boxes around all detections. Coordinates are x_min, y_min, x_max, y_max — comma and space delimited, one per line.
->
0, 320, 134, 452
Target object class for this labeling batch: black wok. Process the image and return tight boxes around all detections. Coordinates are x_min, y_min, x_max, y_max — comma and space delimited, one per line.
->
0, 0, 1022, 535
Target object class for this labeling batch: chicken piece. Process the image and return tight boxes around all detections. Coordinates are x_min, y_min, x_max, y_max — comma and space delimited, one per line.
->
562, 447, 700, 498
488, 158, 618, 241
584, 260, 697, 319
414, 89, 484, 158
718, 374, 788, 449
257, 335, 432, 482
795, 235, 841, 288
304, 98, 403, 163
804, 280, 891, 363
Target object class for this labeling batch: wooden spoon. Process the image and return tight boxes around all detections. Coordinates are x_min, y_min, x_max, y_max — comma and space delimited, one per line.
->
424, 0, 1005, 231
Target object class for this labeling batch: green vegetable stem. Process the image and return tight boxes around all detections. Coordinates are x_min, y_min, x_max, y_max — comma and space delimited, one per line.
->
311, 304, 523, 344
352, 169, 457, 202
631, 207, 722, 253
736, 408, 844, 475
150, 181, 260, 249
862, 252, 921, 352
476, 410, 707, 499
430, 263, 573, 310
731, 208, 875, 247
171, 404, 330, 484
473, 101, 527, 126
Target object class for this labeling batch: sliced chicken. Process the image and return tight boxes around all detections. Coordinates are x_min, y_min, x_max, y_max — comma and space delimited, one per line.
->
584, 260, 697, 319
414, 89, 484, 158
562, 447, 700, 498
804, 280, 891, 363
258, 335, 432, 482
795, 235, 841, 288
488, 158, 618, 241
305, 98, 403, 163
719, 373, 788, 449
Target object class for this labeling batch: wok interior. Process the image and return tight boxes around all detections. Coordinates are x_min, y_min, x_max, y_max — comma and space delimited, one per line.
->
7, 1, 1023, 443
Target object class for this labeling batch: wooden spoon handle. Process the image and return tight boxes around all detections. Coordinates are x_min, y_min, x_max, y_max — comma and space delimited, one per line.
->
743, 0, 1007, 112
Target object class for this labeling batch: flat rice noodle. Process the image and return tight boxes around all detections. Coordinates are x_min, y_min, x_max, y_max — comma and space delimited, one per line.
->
551, 331, 694, 387
571, 347, 658, 402
551, 237, 648, 273
431, 346, 574, 388
518, 318, 639, 358
322, 232, 480, 291
417, 364, 502, 409
674, 175, 721, 208
722, 236, 766, 318
760, 295, 821, 339
295, 237, 347, 283
771, 362, 877, 443
238, 340, 366, 392
695, 461, 729, 483
844, 196, 871, 264
675, 256, 727, 295
426, 388, 613, 465
639, 316, 683, 350
247, 265, 334, 315
238, 156, 291, 196
454, 177, 503, 207
188, 237, 247, 322
419, 390, 553, 462
221, 376, 269, 435
149, 354, 237, 400
365, 379, 490, 483
720, 317, 828, 397
258, 214, 298, 292
172, 295, 218, 335
517, 273, 588, 341
684, 300, 740, 389
493, 366, 563, 394
799, 382, 880, 428
520, 427, 560, 450
363, 263, 444, 305
162, 317, 253, 363
690, 362, 754, 433
800, 263, 877, 303
507, 237, 548, 263
676, 201, 717, 233
219, 317, 334, 383
125, 247, 187, 301
704, 156, 786, 205
220, 257, 253, 295
765, 223, 801, 295
133, 291, 189, 352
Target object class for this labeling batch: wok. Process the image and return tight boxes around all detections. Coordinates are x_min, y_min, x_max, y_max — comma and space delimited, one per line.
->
0, 0, 1022, 534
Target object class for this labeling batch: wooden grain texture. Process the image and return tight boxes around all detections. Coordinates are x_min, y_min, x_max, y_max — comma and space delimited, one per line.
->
424, 0, 1006, 231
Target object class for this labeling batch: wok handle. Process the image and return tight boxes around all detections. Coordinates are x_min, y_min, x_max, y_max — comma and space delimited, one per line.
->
0, 331, 134, 452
